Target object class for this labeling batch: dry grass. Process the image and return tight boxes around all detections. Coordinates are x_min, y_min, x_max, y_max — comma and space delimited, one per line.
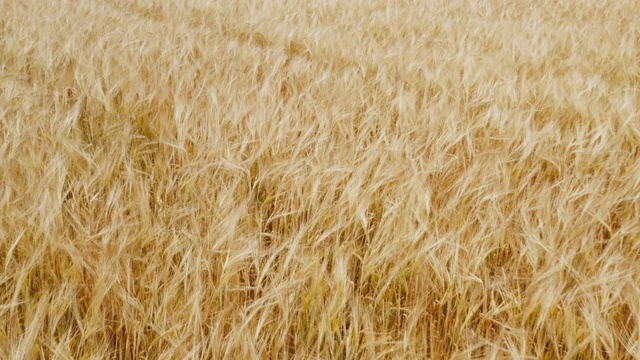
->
1, 0, 640, 358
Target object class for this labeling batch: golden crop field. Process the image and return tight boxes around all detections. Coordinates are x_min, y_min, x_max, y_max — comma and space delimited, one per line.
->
2, 0, 640, 358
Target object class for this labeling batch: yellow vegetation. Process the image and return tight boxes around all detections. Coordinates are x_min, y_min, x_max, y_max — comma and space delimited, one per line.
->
1, 0, 640, 358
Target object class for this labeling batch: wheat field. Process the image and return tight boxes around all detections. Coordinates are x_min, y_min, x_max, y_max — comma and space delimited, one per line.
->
1, 0, 640, 358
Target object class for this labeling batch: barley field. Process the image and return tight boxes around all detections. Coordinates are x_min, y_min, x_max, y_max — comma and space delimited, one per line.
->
1, 0, 640, 358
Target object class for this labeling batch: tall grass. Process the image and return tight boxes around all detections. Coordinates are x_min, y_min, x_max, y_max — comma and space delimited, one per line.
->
1, 0, 639, 358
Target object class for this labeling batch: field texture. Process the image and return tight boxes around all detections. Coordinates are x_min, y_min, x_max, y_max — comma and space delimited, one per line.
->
2, 0, 640, 358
